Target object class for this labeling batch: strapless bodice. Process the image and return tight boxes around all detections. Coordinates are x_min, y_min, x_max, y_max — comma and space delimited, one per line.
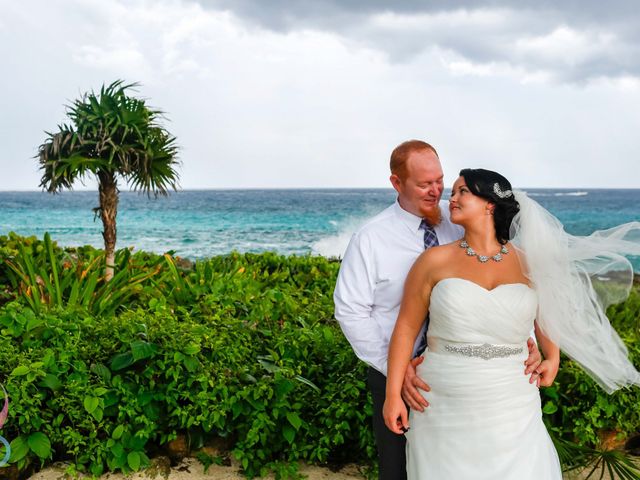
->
409, 277, 561, 479
428, 277, 538, 345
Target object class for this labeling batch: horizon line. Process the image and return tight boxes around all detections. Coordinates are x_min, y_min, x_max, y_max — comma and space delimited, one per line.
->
1, 186, 639, 193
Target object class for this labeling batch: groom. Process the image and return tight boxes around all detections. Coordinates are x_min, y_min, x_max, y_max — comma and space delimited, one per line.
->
333, 140, 542, 479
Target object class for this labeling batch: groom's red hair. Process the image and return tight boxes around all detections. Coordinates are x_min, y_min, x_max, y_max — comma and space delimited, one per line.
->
390, 140, 439, 181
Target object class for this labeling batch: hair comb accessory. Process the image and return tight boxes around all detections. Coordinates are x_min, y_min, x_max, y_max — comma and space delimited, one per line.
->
493, 183, 513, 198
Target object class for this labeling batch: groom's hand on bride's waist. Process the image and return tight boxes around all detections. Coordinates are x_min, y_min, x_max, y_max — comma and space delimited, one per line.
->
401, 356, 431, 412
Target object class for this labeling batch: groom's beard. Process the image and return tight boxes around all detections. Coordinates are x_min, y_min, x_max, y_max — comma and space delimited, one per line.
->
423, 205, 442, 226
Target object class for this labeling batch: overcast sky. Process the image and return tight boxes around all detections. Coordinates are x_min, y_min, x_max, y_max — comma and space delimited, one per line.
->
2, 0, 640, 190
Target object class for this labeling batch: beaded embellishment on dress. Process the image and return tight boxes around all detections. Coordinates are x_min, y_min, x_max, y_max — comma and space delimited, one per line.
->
443, 342, 524, 360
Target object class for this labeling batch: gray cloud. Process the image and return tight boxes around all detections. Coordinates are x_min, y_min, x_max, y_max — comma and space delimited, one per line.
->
2, 0, 639, 191
205, 0, 640, 29
201, 0, 640, 83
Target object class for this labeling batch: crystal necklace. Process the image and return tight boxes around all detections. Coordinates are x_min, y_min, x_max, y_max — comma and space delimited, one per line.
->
460, 239, 509, 263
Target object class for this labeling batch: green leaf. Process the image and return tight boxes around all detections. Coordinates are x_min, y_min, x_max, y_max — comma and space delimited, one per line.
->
183, 344, 201, 355
231, 402, 243, 419
137, 391, 153, 406
543, 386, 560, 401
110, 441, 125, 457
130, 340, 157, 361
25, 316, 44, 332
10, 366, 29, 376
294, 374, 321, 393
44, 232, 62, 306
183, 356, 199, 372
94, 387, 108, 396
239, 373, 257, 384
27, 432, 51, 459
322, 326, 334, 342
91, 363, 112, 381
112, 425, 124, 440
41, 374, 63, 391
138, 451, 150, 469
110, 352, 134, 371
127, 451, 141, 471
286, 412, 303, 430
143, 402, 160, 421
274, 379, 295, 399
258, 358, 278, 374
84, 396, 100, 414
282, 425, 295, 444
9, 436, 29, 462
542, 401, 558, 415
103, 391, 119, 408
128, 433, 147, 451
91, 407, 104, 421
90, 461, 104, 476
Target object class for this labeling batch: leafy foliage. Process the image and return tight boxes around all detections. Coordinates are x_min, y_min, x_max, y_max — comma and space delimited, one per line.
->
2, 232, 163, 315
0, 234, 372, 478
0, 233, 638, 478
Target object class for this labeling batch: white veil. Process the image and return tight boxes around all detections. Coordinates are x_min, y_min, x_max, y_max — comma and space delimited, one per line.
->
510, 190, 640, 393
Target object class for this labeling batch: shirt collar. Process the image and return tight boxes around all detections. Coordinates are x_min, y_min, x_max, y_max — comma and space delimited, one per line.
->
393, 199, 425, 233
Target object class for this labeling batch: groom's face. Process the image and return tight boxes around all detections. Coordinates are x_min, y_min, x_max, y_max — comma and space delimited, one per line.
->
391, 149, 444, 221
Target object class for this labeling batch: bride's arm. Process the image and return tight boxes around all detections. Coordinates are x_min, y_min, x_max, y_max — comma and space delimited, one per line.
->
383, 251, 436, 434
533, 321, 560, 387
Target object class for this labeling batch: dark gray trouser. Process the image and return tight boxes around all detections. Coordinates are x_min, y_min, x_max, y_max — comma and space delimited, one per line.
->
367, 367, 408, 480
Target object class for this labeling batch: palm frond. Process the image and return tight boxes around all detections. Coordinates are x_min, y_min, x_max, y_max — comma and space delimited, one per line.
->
552, 436, 640, 479
37, 79, 180, 197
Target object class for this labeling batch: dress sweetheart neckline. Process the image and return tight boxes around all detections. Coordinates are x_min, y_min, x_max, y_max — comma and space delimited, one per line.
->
433, 277, 534, 293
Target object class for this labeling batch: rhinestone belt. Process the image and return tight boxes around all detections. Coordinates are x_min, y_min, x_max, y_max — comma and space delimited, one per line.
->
428, 338, 525, 360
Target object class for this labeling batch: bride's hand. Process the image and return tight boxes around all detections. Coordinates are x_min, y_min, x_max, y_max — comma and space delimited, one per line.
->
533, 358, 560, 387
524, 337, 542, 379
383, 396, 409, 435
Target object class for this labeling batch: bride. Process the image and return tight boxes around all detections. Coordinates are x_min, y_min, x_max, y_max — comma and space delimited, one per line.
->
382, 168, 640, 479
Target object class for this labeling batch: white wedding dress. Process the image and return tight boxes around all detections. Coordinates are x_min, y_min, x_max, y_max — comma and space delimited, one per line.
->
406, 277, 562, 479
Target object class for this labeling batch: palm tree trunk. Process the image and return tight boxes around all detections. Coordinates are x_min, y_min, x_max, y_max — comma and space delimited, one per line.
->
98, 172, 118, 281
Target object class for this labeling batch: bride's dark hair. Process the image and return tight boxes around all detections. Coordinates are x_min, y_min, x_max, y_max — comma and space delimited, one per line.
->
459, 168, 520, 244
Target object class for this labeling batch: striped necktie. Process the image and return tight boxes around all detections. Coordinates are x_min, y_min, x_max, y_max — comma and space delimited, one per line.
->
416, 220, 438, 356
420, 219, 439, 249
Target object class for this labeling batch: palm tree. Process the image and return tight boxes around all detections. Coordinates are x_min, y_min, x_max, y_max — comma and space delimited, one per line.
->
37, 80, 179, 281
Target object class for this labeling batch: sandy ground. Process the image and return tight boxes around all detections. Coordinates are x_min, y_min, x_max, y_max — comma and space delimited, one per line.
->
27, 457, 369, 480
26, 456, 640, 480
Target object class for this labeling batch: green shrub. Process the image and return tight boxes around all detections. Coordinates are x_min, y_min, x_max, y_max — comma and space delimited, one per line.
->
0, 233, 638, 479
0, 238, 374, 478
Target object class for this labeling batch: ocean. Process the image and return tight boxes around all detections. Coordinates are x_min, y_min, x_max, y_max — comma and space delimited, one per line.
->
0, 189, 639, 269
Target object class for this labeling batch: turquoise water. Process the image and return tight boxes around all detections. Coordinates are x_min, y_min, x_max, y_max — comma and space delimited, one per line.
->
0, 189, 638, 268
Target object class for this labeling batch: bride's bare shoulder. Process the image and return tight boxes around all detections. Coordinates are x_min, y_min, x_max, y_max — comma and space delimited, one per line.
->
415, 240, 460, 269
409, 243, 459, 290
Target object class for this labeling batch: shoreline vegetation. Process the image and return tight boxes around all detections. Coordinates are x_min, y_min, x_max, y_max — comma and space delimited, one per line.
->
1, 232, 639, 479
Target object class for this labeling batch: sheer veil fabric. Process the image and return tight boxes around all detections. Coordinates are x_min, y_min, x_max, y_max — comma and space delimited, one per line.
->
510, 191, 640, 393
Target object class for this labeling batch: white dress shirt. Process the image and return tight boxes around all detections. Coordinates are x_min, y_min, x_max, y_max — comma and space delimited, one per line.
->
334, 200, 463, 376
